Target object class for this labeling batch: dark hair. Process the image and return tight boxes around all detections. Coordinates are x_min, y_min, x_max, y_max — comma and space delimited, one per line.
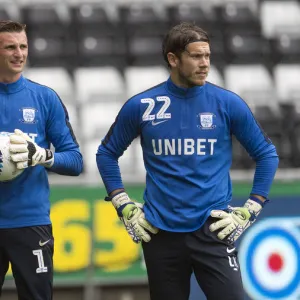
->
162, 22, 210, 67
0, 20, 26, 33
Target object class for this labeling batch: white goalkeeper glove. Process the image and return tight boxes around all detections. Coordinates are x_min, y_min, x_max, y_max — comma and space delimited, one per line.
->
109, 192, 159, 243
9, 129, 54, 169
209, 198, 265, 243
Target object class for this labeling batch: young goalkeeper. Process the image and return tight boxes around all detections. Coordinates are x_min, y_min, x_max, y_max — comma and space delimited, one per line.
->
0, 20, 83, 299
96, 22, 279, 300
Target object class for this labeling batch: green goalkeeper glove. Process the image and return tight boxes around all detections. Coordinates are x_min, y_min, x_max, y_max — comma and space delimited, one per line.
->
9, 129, 54, 169
209, 198, 264, 243
109, 192, 159, 243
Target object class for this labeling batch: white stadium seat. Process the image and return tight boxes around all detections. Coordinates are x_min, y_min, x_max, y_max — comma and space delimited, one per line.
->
119, 139, 140, 175
261, 1, 300, 38
206, 65, 225, 87
274, 64, 300, 103
83, 138, 102, 177
74, 67, 125, 104
224, 64, 278, 114
84, 138, 145, 182
81, 102, 122, 140
124, 66, 169, 99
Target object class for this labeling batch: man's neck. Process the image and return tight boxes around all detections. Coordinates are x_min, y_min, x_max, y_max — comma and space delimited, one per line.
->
0, 73, 21, 84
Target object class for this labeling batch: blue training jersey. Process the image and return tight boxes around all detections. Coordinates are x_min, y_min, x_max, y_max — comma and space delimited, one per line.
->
0, 75, 83, 228
97, 77, 279, 232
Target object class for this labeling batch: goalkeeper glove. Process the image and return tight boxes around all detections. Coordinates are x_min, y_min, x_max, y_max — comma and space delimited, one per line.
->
9, 129, 54, 169
109, 192, 159, 243
209, 198, 265, 243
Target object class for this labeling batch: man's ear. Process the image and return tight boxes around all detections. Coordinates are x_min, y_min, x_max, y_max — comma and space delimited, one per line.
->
167, 52, 178, 68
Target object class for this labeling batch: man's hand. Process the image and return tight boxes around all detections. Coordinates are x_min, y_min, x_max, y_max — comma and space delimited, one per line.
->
209, 199, 263, 243
9, 129, 54, 169
110, 192, 159, 243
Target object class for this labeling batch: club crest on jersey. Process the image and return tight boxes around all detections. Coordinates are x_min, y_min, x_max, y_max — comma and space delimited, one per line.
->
198, 113, 216, 130
20, 108, 37, 124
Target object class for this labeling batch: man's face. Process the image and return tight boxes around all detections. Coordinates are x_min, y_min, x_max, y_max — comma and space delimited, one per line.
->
0, 31, 28, 81
171, 41, 211, 88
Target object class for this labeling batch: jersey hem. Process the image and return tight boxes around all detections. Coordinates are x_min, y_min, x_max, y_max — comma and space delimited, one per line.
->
145, 203, 229, 232
0, 219, 51, 229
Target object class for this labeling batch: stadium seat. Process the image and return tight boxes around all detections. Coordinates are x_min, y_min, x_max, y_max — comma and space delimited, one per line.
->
206, 65, 225, 87
124, 66, 169, 98
71, 3, 126, 69
219, 2, 259, 29
274, 64, 300, 104
274, 64, 300, 167
21, 3, 74, 69
83, 138, 102, 177
71, 2, 119, 31
216, 1, 267, 64
134, 138, 146, 176
225, 64, 286, 168
271, 35, 300, 64
224, 64, 277, 115
74, 67, 125, 104
260, 1, 300, 39
16, 0, 63, 4
128, 35, 164, 66
167, 3, 217, 27
0, 1, 21, 21
77, 30, 127, 69
260, 1, 300, 65
81, 102, 122, 140
119, 139, 143, 178
225, 30, 270, 64
231, 136, 254, 170
119, 2, 168, 35
119, 3, 168, 66
84, 137, 144, 181
74, 67, 124, 140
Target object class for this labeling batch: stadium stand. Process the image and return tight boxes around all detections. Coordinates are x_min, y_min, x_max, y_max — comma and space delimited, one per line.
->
2, 1, 300, 299
6, 0, 299, 179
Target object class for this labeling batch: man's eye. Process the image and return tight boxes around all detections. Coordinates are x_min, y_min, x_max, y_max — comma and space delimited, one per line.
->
192, 55, 201, 59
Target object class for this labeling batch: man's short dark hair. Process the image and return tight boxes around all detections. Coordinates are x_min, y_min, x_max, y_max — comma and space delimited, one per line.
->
0, 20, 26, 33
162, 22, 210, 67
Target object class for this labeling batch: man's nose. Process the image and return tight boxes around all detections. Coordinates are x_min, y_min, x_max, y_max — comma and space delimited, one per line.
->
13, 47, 22, 57
200, 57, 209, 67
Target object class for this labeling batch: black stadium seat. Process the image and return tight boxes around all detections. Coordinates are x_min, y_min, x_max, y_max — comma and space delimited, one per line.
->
120, 3, 169, 66
71, 3, 126, 70
22, 5, 74, 70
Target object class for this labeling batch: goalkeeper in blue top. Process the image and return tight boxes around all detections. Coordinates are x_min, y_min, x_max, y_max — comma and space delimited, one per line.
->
97, 22, 278, 300
0, 21, 83, 299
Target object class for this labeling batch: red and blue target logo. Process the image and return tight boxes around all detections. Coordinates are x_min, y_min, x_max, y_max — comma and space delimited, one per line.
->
239, 218, 300, 300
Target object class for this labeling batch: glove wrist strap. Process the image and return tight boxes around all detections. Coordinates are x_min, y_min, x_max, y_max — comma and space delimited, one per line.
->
249, 195, 269, 207
41, 149, 54, 167
104, 190, 125, 202
109, 192, 131, 210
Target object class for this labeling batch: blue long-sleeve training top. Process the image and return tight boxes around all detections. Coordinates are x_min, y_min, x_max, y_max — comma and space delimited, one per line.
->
0, 75, 83, 228
97, 77, 279, 232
